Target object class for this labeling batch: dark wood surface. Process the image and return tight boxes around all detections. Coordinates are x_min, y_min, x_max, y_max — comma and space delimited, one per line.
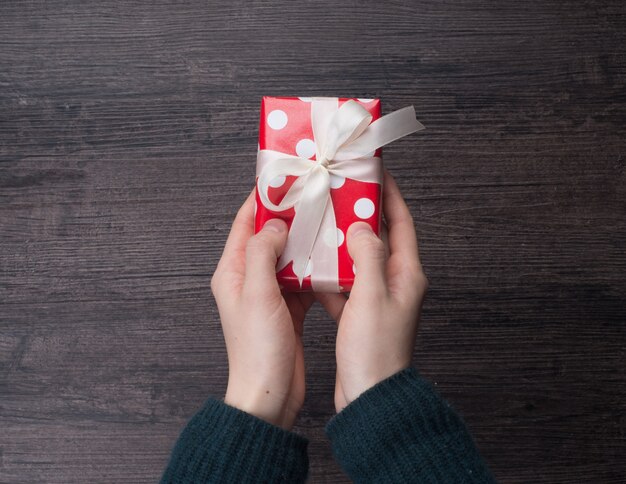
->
1, 1, 625, 482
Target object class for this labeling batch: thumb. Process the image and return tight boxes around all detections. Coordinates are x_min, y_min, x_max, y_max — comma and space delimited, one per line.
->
347, 222, 387, 295
243, 218, 288, 295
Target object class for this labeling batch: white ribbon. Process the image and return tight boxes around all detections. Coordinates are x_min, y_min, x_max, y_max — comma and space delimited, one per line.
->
256, 98, 424, 292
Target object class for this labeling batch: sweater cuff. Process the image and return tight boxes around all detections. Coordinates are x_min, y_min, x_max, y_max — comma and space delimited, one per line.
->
161, 398, 308, 483
326, 368, 495, 483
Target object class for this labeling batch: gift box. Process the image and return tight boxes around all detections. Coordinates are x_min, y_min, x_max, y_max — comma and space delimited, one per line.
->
254, 96, 423, 293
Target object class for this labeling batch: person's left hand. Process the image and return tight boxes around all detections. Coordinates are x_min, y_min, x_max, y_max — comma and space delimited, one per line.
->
210, 189, 314, 430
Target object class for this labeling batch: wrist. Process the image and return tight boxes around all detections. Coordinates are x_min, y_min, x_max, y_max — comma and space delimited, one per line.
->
341, 364, 412, 408
224, 382, 292, 430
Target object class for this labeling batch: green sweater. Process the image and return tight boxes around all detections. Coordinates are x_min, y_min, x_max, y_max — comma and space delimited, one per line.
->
160, 368, 496, 483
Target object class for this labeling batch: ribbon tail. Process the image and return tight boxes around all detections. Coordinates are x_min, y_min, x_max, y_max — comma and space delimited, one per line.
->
277, 165, 330, 287
334, 106, 425, 161
310, 195, 340, 293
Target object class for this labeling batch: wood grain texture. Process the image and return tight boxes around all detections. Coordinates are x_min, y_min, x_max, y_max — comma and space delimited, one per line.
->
1, 0, 625, 482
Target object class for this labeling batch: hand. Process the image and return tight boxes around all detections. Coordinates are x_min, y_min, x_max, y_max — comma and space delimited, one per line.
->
211, 190, 315, 430
317, 171, 428, 412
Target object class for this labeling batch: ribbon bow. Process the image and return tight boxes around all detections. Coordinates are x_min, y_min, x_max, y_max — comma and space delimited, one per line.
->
256, 97, 424, 292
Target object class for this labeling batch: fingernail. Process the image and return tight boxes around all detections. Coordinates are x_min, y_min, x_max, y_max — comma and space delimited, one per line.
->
349, 222, 373, 238
263, 218, 287, 233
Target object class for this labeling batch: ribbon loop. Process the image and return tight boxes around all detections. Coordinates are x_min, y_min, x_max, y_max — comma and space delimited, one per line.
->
256, 98, 424, 291
257, 155, 311, 211
322, 100, 373, 162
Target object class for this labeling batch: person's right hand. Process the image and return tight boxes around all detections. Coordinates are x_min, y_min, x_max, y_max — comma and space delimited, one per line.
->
317, 170, 428, 412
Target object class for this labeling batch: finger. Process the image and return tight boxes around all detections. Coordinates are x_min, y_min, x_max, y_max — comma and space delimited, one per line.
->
316, 292, 347, 321
283, 292, 316, 336
298, 292, 317, 313
346, 221, 387, 296
383, 170, 421, 266
216, 189, 256, 275
380, 220, 391, 260
242, 218, 289, 297
335, 371, 345, 412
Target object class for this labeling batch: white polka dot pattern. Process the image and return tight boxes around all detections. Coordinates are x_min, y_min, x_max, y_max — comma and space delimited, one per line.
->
336, 228, 345, 246
296, 138, 316, 159
269, 175, 286, 188
267, 109, 288, 130
354, 198, 375, 219
330, 174, 346, 189
323, 227, 344, 247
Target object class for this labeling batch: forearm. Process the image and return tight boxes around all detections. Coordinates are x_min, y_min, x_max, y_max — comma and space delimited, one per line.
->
160, 398, 308, 483
326, 368, 496, 483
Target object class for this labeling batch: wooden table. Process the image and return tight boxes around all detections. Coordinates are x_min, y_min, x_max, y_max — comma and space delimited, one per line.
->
1, 1, 624, 482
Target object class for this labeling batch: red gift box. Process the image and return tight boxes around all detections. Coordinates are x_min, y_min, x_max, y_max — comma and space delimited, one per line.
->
255, 96, 383, 292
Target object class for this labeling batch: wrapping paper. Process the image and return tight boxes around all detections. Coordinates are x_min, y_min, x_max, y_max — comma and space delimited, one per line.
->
254, 96, 383, 292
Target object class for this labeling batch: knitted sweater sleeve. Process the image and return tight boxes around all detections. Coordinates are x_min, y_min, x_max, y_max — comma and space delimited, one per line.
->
160, 398, 308, 483
325, 368, 496, 483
